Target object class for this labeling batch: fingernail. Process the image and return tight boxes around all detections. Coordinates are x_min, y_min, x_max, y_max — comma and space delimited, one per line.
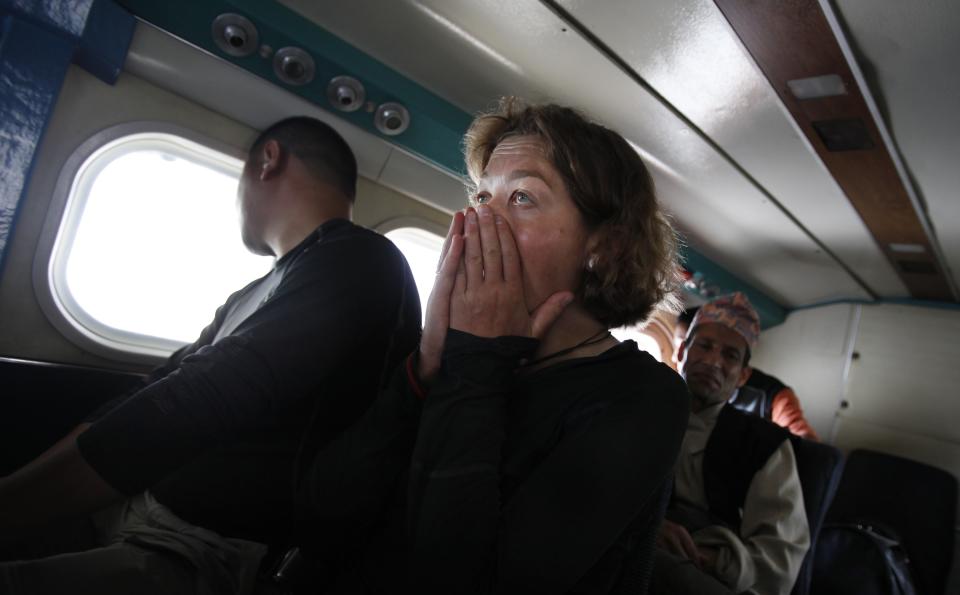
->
477, 204, 490, 217
495, 215, 504, 225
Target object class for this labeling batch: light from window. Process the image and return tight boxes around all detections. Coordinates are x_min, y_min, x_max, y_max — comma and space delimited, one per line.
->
53, 133, 273, 353
612, 326, 663, 362
385, 227, 444, 322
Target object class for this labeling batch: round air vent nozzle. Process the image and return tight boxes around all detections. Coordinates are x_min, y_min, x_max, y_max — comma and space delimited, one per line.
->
212, 13, 259, 57
327, 76, 366, 112
273, 47, 315, 86
374, 102, 410, 136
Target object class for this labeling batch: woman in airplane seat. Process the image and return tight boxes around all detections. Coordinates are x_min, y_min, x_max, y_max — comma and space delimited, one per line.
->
296, 97, 689, 594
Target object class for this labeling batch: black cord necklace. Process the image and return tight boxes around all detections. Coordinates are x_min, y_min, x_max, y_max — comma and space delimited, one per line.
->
519, 328, 613, 369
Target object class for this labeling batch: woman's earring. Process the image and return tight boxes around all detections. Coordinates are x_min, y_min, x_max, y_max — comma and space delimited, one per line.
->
587, 255, 597, 271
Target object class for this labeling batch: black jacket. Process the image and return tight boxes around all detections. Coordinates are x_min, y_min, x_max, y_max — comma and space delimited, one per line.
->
300, 330, 690, 594
78, 219, 421, 542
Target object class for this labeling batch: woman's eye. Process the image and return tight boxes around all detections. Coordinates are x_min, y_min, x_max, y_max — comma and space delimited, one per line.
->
512, 191, 532, 205
474, 193, 490, 204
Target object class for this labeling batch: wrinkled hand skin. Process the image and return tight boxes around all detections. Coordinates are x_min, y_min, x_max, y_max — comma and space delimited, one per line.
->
417, 211, 465, 386
450, 205, 572, 339
417, 206, 572, 385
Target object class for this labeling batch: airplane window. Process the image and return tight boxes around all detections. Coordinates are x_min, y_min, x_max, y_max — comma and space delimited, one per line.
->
385, 227, 444, 322
53, 133, 273, 354
612, 326, 664, 362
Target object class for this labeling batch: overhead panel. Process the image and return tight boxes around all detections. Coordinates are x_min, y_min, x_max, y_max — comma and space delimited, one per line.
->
124, 24, 392, 181
282, 0, 872, 308
278, 0, 533, 115
107, 0, 790, 322
714, 0, 956, 302
554, 0, 907, 299
125, 22, 483, 217
116, 0, 473, 175
830, 0, 960, 309
120, 0, 899, 319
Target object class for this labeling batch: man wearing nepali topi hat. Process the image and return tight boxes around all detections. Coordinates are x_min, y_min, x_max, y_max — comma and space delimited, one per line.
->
651, 293, 810, 595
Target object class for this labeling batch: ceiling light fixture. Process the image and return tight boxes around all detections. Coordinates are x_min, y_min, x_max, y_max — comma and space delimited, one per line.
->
787, 74, 847, 99
889, 243, 926, 254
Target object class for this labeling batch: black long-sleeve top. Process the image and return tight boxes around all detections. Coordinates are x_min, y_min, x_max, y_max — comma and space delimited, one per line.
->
301, 329, 689, 593
77, 219, 421, 543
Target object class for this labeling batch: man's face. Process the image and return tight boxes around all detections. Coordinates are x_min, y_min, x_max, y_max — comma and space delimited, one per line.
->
236, 156, 270, 256
678, 322, 751, 406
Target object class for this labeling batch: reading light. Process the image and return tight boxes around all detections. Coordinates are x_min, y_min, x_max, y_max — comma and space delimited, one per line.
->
889, 243, 926, 254
787, 74, 847, 99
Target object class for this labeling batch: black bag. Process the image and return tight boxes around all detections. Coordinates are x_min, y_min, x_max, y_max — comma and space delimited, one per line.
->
812, 522, 918, 595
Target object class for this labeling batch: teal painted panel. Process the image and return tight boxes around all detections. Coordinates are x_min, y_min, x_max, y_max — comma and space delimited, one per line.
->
116, 0, 472, 175
682, 246, 786, 329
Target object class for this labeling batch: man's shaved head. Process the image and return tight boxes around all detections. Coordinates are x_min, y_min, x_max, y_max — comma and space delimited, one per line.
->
249, 116, 357, 201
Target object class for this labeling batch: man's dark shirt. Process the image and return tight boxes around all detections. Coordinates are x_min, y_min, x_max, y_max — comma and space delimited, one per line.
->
77, 219, 421, 542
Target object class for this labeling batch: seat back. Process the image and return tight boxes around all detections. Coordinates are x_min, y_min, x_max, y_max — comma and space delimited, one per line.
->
788, 436, 845, 595
822, 449, 958, 595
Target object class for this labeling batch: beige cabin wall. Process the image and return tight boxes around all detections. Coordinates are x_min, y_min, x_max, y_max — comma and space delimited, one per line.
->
752, 302, 960, 588
754, 302, 960, 485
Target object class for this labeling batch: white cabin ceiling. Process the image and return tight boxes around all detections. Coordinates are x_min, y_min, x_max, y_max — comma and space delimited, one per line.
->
278, 0, 956, 307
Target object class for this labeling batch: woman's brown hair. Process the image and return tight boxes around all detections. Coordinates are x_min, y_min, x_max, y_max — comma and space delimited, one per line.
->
464, 97, 680, 327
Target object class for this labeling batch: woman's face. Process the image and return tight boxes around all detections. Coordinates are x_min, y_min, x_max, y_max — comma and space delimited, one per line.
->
473, 135, 595, 311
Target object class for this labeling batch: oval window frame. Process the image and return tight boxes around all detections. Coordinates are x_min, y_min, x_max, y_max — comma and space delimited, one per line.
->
33, 122, 250, 362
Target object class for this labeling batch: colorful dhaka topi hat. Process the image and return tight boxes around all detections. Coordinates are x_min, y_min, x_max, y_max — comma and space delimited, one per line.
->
690, 292, 760, 351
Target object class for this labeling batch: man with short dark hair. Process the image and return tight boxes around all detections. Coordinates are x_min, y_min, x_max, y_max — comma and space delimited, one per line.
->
653, 293, 809, 595
0, 117, 421, 594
